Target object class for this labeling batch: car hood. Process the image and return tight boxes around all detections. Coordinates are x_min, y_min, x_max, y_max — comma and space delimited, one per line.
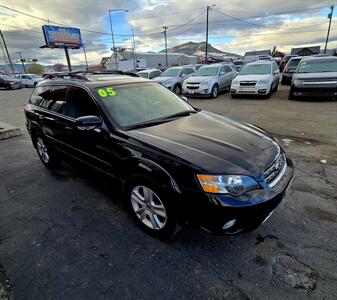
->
127, 111, 280, 177
294, 72, 337, 81
153, 77, 174, 83
185, 76, 215, 83
236, 74, 271, 82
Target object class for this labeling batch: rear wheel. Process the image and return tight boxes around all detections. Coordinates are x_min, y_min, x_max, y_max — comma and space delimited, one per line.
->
211, 84, 219, 98
126, 176, 178, 238
34, 134, 60, 168
288, 86, 296, 100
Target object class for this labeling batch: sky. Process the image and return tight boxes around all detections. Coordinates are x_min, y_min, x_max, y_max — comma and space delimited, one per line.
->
0, 0, 336, 66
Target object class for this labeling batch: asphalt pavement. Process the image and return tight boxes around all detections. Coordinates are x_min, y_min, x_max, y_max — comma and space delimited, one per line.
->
0, 86, 336, 299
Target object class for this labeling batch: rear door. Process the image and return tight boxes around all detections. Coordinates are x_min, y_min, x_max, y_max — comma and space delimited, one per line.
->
218, 65, 227, 89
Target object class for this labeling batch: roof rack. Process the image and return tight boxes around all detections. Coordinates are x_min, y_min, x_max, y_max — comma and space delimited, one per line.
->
91, 70, 139, 77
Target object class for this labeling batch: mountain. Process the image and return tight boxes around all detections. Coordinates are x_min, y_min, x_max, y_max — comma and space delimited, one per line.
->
160, 41, 240, 57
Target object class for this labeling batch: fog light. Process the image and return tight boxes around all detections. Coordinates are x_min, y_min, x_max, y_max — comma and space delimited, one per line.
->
258, 89, 267, 94
231, 89, 236, 93
223, 219, 236, 230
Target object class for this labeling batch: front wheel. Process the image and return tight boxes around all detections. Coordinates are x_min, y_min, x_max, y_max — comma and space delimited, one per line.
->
173, 84, 181, 95
288, 86, 296, 100
126, 176, 178, 238
211, 84, 219, 98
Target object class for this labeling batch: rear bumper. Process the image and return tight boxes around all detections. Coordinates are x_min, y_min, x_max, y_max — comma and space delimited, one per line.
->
180, 157, 294, 234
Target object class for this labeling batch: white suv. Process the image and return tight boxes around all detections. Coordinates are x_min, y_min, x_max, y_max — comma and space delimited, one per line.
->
182, 63, 237, 98
230, 60, 280, 98
16, 74, 43, 87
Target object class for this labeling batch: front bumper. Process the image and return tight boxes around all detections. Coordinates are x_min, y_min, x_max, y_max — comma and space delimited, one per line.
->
231, 84, 269, 95
182, 87, 211, 97
292, 86, 337, 98
180, 156, 294, 234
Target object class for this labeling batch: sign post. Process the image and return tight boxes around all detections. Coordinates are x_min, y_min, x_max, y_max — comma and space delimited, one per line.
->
41, 25, 83, 71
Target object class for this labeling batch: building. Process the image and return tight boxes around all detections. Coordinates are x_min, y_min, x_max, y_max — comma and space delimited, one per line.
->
106, 51, 198, 70
244, 50, 271, 62
291, 46, 320, 56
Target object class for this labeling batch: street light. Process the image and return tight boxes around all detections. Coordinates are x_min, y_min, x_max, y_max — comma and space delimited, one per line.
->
108, 8, 128, 70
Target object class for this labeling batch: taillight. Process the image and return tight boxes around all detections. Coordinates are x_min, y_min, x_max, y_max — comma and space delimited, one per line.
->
284, 67, 288, 73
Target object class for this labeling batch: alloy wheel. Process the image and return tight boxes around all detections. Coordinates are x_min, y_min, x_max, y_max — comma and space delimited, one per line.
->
131, 185, 167, 230
36, 137, 50, 163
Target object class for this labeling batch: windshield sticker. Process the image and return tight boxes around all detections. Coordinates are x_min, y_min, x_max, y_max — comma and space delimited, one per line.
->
300, 61, 307, 66
97, 87, 117, 97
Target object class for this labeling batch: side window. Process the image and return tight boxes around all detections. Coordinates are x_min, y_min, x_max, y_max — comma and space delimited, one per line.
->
224, 66, 232, 73
30, 86, 50, 106
155, 71, 161, 77
39, 86, 67, 114
66, 86, 99, 118
149, 72, 156, 79
219, 66, 225, 74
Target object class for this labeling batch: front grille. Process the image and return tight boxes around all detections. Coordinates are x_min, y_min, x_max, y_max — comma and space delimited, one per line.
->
240, 81, 256, 86
264, 153, 286, 186
187, 85, 200, 89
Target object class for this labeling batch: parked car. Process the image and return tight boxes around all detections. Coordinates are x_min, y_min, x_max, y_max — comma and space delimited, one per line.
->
24, 75, 293, 237
182, 63, 237, 98
289, 56, 337, 100
279, 55, 298, 72
153, 66, 195, 94
281, 56, 303, 85
233, 60, 245, 72
230, 60, 280, 98
0, 74, 21, 90
16, 73, 44, 87
137, 69, 162, 79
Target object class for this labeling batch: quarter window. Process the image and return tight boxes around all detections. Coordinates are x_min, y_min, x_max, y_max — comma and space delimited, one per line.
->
224, 66, 232, 73
30, 86, 50, 106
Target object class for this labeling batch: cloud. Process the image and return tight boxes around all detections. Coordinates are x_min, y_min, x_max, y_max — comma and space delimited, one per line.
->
0, 0, 335, 65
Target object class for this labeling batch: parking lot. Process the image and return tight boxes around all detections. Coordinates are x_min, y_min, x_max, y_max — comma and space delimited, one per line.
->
0, 86, 337, 299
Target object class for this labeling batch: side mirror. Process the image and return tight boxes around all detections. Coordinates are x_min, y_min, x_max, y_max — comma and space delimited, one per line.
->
76, 115, 102, 130
274, 70, 280, 74
181, 96, 188, 102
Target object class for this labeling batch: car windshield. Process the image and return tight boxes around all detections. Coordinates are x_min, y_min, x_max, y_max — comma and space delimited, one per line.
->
160, 68, 180, 77
193, 67, 219, 76
288, 59, 301, 68
137, 72, 149, 78
96, 82, 195, 129
240, 64, 271, 75
298, 59, 337, 73
0, 75, 13, 80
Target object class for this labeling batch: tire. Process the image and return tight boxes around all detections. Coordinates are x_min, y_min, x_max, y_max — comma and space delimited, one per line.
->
288, 86, 296, 100
126, 175, 178, 238
34, 82, 37, 86
173, 84, 181, 95
211, 84, 219, 98
34, 134, 61, 168
274, 81, 279, 92
231, 94, 238, 99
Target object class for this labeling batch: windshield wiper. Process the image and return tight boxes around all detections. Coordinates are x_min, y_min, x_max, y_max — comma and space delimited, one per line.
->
162, 110, 198, 120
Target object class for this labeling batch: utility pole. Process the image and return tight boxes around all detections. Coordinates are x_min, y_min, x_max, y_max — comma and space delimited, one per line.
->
0, 30, 15, 75
163, 26, 168, 67
205, 5, 215, 64
17, 52, 27, 74
64, 48, 72, 71
324, 6, 334, 54
131, 26, 137, 69
83, 45, 89, 71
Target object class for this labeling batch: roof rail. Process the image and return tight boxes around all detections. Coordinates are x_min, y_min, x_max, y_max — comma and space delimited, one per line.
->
92, 70, 139, 77
43, 71, 89, 81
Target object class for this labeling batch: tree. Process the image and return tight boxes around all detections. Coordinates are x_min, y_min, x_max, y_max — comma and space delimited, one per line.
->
26, 63, 44, 75
53, 63, 65, 72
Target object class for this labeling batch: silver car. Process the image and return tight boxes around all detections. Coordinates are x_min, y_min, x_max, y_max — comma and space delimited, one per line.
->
289, 56, 337, 100
137, 69, 162, 79
153, 66, 195, 94
182, 63, 237, 98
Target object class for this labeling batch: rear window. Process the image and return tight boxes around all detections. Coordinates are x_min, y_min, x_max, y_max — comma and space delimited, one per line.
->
298, 59, 337, 73
30, 86, 50, 106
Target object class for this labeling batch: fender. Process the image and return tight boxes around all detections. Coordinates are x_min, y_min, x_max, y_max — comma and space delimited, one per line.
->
125, 157, 181, 194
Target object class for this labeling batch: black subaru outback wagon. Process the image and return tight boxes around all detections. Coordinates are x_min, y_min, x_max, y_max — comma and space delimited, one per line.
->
25, 73, 293, 237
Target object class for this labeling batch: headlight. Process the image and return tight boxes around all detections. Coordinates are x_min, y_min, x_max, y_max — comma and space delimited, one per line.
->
197, 174, 259, 196
293, 79, 301, 86
258, 80, 269, 84
163, 80, 172, 86
232, 80, 239, 85
201, 80, 209, 88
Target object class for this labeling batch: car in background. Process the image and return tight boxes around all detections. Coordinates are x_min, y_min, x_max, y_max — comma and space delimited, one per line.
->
279, 54, 298, 72
16, 73, 44, 87
153, 66, 195, 94
182, 63, 237, 98
259, 55, 272, 60
281, 56, 303, 85
233, 60, 245, 72
230, 60, 280, 98
289, 56, 337, 100
137, 69, 162, 79
0, 74, 21, 90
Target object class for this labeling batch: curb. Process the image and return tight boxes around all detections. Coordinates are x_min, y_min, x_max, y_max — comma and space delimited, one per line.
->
0, 122, 22, 141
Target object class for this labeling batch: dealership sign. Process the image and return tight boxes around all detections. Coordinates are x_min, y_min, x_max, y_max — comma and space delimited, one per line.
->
42, 25, 83, 48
